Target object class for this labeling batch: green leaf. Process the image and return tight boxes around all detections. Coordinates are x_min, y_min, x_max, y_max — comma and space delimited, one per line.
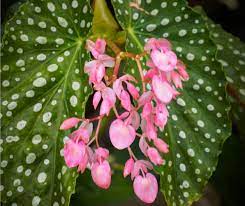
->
111, 0, 231, 205
0, 0, 93, 205
92, 0, 120, 37
195, 6, 245, 135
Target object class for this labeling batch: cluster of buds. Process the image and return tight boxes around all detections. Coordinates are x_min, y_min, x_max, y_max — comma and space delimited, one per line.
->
60, 37, 189, 203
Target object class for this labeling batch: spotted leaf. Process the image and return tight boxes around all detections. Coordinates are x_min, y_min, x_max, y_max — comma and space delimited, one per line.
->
196, 7, 245, 135
111, 0, 231, 205
1, 0, 92, 205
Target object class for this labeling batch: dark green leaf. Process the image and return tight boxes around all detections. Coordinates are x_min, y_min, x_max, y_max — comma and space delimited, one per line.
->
1, 0, 93, 205
111, 0, 231, 205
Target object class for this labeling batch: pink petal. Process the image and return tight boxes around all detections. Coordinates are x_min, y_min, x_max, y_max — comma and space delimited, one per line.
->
60, 117, 81, 130
146, 122, 157, 140
147, 147, 164, 165
99, 54, 115, 68
144, 38, 157, 52
78, 150, 88, 173
120, 90, 132, 111
128, 111, 140, 130
102, 87, 116, 106
151, 49, 169, 71
100, 99, 111, 116
95, 63, 105, 83
152, 75, 173, 104
95, 39, 106, 55
142, 102, 153, 119
91, 160, 111, 189
123, 158, 134, 178
171, 71, 183, 89
112, 79, 123, 98
155, 103, 168, 128
93, 91, 102, 109
138, 91, 153, 107
133, 173, 158, 203
95, 147, 109, 161
139, 137, 148, 156
109, 119, 136, 150
126, 82, 139, 99
154, 138, 169, 153
64, 139, 85, 168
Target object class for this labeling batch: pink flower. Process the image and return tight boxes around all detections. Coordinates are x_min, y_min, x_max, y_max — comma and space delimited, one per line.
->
93, 83, 116, 115
171, 71, 183, 89
139, 137, 148, 156
176, 60, 189, 80
152, 75, 174, 104
155, 103, 168, 129
151, 49, 177, 72
95, 147, 109, 161
109, 119, 136, 150
86, 39, 106, 59
123, 158, 134, 178
91, 160, 111, 189
84, 54, 115, 84
138, 91, 153, 107
147, 147, 164, 165
69, 122, 93, 144
63, 139, 85, 168
131, 160, 153, 180
154, 138, 169, 154
60, 117, 81, 130
133, 173, 158, 203
144, 38, 171, 53
78, 149, 89, 173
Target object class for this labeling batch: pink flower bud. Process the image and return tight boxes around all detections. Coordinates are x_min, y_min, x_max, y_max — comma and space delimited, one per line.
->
64, 139, 85, 168
91, 160, 111, 189
155, 103, 168, 129
171, 71, 183, 89
154, 138, 169, 153
60, 117, 81, 130
152, 75, 173, 104
78, 150, 89, 174
123, 158, 134, 178
95, 147, 109, 161
139, 137, 148, 156
147, 147, 164, 165
133, 173, 158, 204
109, 119, 136, 150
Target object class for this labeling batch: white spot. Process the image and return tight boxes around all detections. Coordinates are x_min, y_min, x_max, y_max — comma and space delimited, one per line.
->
83, 5, 88, 13
197, 120, 205, 127
38, 21, 46, 29
28, 18, 34, 25
133, 13, 139, 20
150, 9, 158, 16
178, 29, 187, 37
32, 196, 41, 206
26, 153, 36, 164
26, 90, 35, 98
177, 98, 186, 106
80, 20, 85, 28
161, 2, 167, 8
33, 77, 47, 87
7, 102, 17, 110
35, 36, 47, 44
179, 131, 186, 139
37, 54, 46, 61
20, 34, 29, 41
16, 120, 27, 130
207, 104, 214, 111
47, 64, 58, 72
187, 148, 195, 157
72, 0, 78, 8
179, 163, 186, 172
32, 134, 42, 145
187, 53, 195, 61
161, 18, 169, 26
57, 17, 68, 28
47, 2, 55, 12
43, 112, 52, 123
70, 95, 78, 107
33, 103, 42, 112
72, 82, 80, 91
55, 38, 64, 45
16, 59, 25, 67
146, 24, 157, 32
37, 172, 47, 183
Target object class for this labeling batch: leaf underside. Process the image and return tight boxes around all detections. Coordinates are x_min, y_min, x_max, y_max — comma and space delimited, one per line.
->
1, 0, 92, 205
111, 0, 231, 205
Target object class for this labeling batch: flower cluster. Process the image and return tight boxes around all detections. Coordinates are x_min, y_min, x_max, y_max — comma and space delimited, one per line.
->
60, 38, 189, 203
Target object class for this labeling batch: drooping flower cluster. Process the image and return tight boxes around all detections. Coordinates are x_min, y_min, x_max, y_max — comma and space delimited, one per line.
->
60, 38, 189, 203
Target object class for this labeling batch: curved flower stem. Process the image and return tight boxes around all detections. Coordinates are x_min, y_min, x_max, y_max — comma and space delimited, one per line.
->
113, 55, 122, 77
135, 57, 146, 93
87, 136, 96, 146
112, 106, 120, 118
128, 147, 138, 161
95, 118, 103, 148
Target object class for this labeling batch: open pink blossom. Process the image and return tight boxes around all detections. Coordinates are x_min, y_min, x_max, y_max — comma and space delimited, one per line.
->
133, 173, 158, 203
60, 117, 81, 130
147, 147, 164, 165
69, 122, 93, 144
63, 139, 85, 168
151, 49, 177, 72
84, 54, 115, 84
86, 39, 106, 59
123, 158, 134, 178
109, 119, 136, 150
152, 75, 174, 104
91, 160, 111, 189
